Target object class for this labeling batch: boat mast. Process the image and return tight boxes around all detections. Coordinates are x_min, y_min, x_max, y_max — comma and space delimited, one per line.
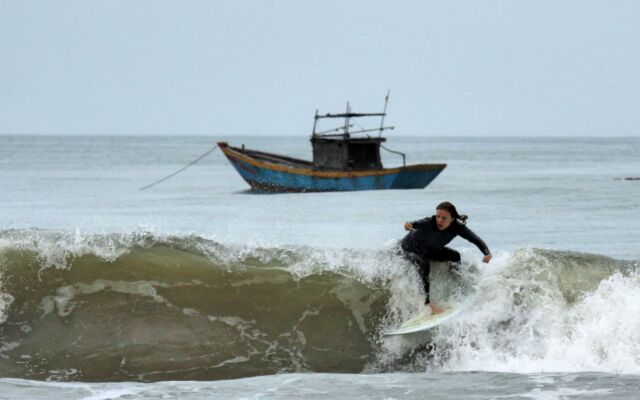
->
379, 90, 390, 138
344, 102, 351, 139
311, 95, 390, 138
312, 109, 319, 137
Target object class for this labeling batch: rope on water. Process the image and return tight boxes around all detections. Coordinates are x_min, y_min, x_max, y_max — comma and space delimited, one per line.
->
139, 145, 219, 191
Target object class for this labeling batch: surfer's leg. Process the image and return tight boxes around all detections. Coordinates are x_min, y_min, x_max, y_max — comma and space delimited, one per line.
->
416, 257, 444, 315
403, 252, 431, 304
429, 247, 461, 272
430, 247, 461, 262
417, 258, 431, 304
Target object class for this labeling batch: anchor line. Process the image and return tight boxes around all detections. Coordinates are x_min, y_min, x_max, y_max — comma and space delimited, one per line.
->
138, 145, 219, 191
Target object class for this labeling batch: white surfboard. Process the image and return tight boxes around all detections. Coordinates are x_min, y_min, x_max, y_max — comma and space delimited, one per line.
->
383, 300, 471, 336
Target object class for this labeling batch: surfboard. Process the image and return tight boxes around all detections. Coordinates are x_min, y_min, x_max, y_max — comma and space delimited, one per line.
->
383, 301, 470, 336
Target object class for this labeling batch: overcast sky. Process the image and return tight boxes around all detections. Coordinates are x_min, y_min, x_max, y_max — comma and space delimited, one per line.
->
1, 1, 639, 137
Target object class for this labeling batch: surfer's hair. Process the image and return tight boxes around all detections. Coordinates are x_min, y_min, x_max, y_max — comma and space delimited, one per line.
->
436, 201, 469, 225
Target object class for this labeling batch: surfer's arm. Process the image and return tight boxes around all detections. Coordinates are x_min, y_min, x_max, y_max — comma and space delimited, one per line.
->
458, 226, 491, 257
408, 217, 431, 230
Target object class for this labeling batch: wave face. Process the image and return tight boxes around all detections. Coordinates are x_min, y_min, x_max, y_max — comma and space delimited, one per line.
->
0, 229, 638, 381
0, 229, 409, 382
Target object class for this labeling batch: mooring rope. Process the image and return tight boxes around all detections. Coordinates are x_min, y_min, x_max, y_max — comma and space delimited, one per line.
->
139, 144, 219, 191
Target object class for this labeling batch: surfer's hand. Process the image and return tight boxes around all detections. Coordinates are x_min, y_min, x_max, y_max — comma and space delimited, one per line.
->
482, 254, 492, 263
404, 222, 413, 231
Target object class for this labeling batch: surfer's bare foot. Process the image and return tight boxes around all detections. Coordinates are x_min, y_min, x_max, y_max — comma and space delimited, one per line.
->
427, 303, 445, 315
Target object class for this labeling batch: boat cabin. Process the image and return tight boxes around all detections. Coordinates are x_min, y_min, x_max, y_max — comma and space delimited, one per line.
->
309, 101, 398, 171
310, 136, 385, 170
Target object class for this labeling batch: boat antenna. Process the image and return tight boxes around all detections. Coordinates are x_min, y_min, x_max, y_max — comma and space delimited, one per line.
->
379, 89, 390, 138
344, 102, 351, 138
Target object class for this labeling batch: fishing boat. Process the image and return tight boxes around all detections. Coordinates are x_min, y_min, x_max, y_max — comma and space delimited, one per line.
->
219, 97, 446, 193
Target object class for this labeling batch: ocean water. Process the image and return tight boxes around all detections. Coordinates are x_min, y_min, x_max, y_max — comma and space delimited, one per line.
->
0, 135, 639, 399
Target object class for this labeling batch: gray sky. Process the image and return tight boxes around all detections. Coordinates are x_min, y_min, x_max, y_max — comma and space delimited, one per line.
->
1, 1, 639, 137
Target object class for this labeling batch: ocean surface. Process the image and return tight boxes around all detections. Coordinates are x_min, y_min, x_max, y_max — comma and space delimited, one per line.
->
0, 135, 639, 399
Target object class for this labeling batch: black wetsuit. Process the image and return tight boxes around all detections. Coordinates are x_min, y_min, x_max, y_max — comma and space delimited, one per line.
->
400, 216, 490, 303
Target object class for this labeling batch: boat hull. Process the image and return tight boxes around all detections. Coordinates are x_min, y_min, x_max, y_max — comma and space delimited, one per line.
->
218, 143, 446, 193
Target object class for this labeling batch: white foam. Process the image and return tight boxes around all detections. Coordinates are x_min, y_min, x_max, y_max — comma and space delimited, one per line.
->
515, 387, 612, 400
0, 228, 137, 270
552, 272, 640, 372
429, 250, 640, 374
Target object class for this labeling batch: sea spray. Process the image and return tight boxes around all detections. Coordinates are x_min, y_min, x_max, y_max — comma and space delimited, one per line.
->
554, 270, 640, 372
426, 249, 639, 373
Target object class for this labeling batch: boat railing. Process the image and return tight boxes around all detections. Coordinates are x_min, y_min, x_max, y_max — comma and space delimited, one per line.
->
314, 126, 394, 139
379, 143, 406, 167
311, 92, 394, 139
311, 100, 391, 139
314, 124, 354, 136
312, 116, 394, 139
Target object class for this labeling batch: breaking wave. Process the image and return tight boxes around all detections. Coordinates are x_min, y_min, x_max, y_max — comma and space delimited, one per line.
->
0, 229, 637, 381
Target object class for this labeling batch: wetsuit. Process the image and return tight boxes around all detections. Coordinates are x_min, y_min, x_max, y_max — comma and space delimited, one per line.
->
400, 216, 490, 303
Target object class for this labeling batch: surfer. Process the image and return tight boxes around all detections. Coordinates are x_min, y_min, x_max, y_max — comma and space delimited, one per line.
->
400, 201, 492, 315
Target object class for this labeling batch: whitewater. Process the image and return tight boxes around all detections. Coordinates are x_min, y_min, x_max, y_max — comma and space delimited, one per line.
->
0, 135, 639, 399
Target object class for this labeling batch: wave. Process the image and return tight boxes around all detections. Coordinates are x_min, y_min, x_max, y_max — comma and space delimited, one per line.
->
0, 229, 637, 381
